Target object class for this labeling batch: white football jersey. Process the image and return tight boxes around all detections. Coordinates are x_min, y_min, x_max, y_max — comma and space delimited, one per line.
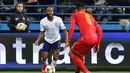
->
40, 16, 66, 43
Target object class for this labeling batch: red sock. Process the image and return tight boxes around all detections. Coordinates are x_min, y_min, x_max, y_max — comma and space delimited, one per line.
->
42, 64, 47, 70
75, 57, 84, 73
70, 55, 89, 73
75, 66, 80, 73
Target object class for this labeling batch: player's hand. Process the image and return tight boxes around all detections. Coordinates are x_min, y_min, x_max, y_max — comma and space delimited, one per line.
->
93, 45, 99, 53
34, 40, 39, 45
15, 25, 21, 30
22, 24, 27, 30
64, 42, 69, 49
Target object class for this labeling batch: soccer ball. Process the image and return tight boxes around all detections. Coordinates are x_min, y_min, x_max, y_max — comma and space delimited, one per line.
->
45, 65, 55, 73
17, 22, 25, 30
120, 19, 130, 29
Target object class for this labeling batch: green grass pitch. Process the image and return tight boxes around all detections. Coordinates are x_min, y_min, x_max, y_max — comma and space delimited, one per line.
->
0, 71, 130, 73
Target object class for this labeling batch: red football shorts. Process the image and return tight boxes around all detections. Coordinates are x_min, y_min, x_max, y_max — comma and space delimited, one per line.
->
71, 38, 96, 57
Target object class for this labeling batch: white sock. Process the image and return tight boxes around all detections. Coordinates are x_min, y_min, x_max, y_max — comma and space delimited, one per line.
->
51, 60, 57, 66
45, 59, 48, 65
41, 58, 48, 65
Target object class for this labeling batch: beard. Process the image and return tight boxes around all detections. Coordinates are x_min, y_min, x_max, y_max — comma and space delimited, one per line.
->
46, 14, 53, 18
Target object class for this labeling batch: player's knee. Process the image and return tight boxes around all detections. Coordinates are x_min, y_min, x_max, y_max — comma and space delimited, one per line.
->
53, 57, 58, 61
41, 57, 47, 62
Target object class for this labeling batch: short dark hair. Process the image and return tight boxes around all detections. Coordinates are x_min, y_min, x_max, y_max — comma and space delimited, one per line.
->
16, 2, 23, 7
46, 6, 54, 10
76, 2, 85, 11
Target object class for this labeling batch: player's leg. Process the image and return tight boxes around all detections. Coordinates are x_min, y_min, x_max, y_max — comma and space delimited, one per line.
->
51, 41, 60, 66
69, 39, 90, 73
41, 52, 48, 64
41, 40, 51, 73
75, 57, 84, 73
52, 48, 60, 66
41, 52, 48, 73
75, 66, 80, 73
69, 50, 89, 73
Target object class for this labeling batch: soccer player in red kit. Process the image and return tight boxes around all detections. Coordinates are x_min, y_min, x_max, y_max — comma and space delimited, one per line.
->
66, 2, 103, 73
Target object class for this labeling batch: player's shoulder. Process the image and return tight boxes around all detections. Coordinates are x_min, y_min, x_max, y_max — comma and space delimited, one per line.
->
71, 12, 79, 17
40, 17, 47, 22
86, 12, 93, 16
54, 16, 62, 20
72, 12, 77, 15
88, 13, 95, 18
54, 16, 63, 22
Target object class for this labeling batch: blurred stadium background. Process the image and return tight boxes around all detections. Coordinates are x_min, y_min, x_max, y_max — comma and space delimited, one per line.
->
0, 0, 130, 73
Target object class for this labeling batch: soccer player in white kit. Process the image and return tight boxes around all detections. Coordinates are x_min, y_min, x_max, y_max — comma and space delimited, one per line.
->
34, 7, 68, 73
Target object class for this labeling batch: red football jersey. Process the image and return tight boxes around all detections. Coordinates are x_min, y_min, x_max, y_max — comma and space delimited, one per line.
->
68, 11, 102, 45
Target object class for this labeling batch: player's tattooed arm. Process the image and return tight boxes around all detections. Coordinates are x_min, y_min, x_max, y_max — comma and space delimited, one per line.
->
38, 31, 45, 42
63, 28, 68, 44
63, 28, 70, 50
34, 31, 45, 45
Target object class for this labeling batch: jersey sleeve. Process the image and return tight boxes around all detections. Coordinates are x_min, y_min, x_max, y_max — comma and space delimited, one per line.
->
59, 17, 66, 30
93, 16, 103, 45
67, 13, 76, 43
40, 19, 45, 31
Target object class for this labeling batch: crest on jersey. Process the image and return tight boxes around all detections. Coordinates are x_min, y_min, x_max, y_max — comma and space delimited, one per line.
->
55, 23, 59, 27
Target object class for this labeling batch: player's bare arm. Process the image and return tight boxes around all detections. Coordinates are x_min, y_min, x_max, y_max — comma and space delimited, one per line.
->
63, 28, 69, 49
66, 14, 76, 48
34, 31, 45, 45
93, 20, 103, 53
63, 29, 68, 44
